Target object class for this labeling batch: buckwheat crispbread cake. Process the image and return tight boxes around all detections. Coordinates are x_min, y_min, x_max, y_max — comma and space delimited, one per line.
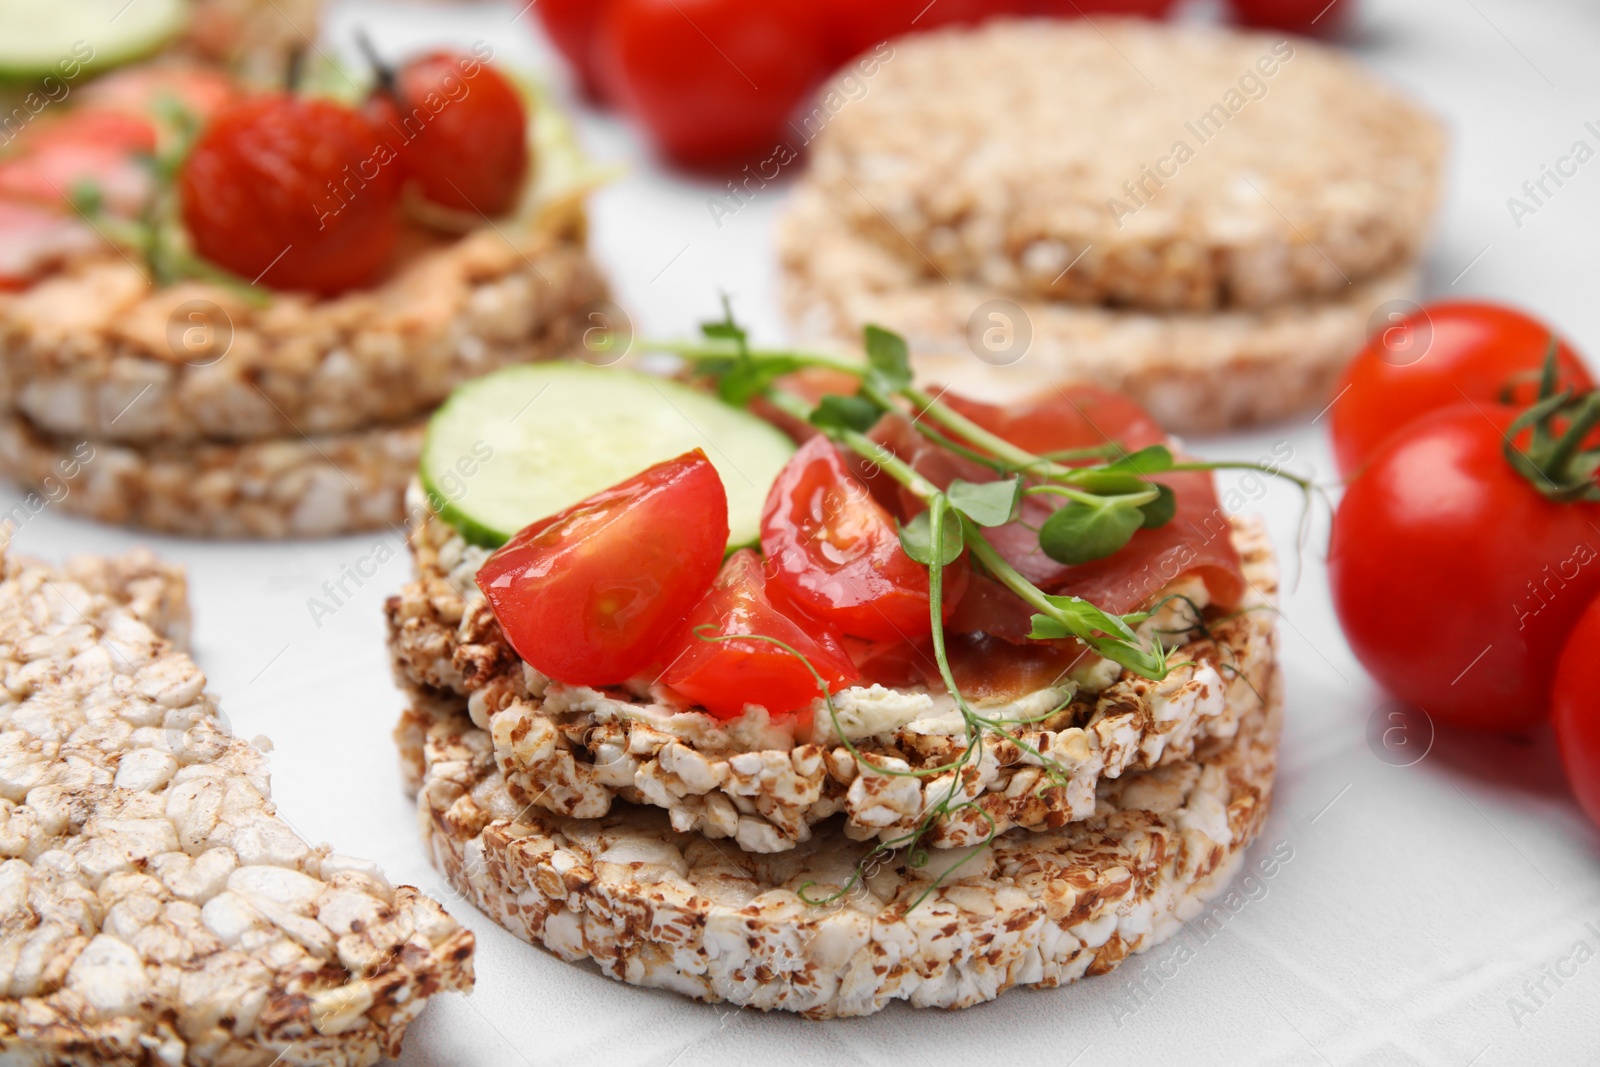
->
407, 669, 1279, 1018
1, 216, 605, 445
780, 185, 1419, 434
0, 546, 473, 1064
386, 481, 1279, 853
0, 411, 424, 539
798, 19, 1444, 313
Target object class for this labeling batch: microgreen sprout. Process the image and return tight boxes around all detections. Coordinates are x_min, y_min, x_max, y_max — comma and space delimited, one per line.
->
664, 316, 1309, 912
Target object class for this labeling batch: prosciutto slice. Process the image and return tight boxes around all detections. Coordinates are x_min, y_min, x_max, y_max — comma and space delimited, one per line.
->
869, 386, 1246, 636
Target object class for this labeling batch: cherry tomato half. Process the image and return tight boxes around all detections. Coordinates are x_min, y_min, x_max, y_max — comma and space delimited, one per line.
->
661, 549, 860, 719
1331, 301, 1592, 479
1554, 594, 1600, 827
762, 435, 964, 642
477, 450, 729, 686
179, 95, 402, 295
1329, 404, 1600, 732
596, 0, 828, 165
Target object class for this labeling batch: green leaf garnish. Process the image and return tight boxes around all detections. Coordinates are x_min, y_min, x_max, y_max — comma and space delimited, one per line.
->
811, 393, 884, 434
1038, 500, 1144, 565
1106, 444, 1175, 475
898, 508, 964, 567
863, 324, 912, 393
947, 477, 1022, 527
1138, 483, 1178, 528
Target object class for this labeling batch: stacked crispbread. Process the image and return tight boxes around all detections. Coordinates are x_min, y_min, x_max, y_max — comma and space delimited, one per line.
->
779, 19, 1446, 433
384, 483, 1284, 1017
0, 543, 472, 1064
0, 223, 607, 538
0, 3, 611, 539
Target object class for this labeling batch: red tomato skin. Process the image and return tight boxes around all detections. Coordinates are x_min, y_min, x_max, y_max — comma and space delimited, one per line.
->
1329, 404, 1600, 732
390, 52, 529, 216
1554, 596, 1600, 826
662, 549, 860, 719
1228, 0, 1350, 34
1331, 301, 1592, 480
534, 0, 616, 100
596, 0, 828, 165
477, 451, 729, 687
818, 0, 1000, 62
179, 96, 402, 295
1026, 0, 1177, 17
761, 435, 965, 642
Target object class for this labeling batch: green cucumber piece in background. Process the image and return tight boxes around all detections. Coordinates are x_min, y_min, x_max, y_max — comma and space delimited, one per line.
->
0, 0, 189, 80
422, 362, 797, 551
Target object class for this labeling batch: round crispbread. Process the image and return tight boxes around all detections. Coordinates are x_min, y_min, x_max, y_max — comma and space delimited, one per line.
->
778, 184, 1419, 434
798, 18, 1443, 313
386, 482, 1280, 854
0, 410, 424, 539
406, 667, 1280, 1018
0, 220, 606, 445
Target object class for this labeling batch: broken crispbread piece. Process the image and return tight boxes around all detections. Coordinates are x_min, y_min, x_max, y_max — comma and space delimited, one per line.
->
0, 546, 473, 1065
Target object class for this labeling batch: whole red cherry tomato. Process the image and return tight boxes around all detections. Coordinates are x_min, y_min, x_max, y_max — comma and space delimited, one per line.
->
761, 435, 965, 642
377, 50, 530, 217
661, 549, 860, 719
596, 0, 828, 165
180, 95, 401, 295
1329, 404, 1600, 732
1553, 595, 1600, 827
1331, 301, 1592, 479
1026, 0, 1178, 17
818, 0, 998, 62
477, 451, 729, 686
534, 0, 616, 101
1228, 0, 1351, 34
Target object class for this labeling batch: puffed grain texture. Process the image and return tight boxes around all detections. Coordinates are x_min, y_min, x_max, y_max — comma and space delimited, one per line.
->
386, 482, 1279, 854
409, 675, 1279, 1017
779, 185, 1418, 434
1, 221, 605, 444
800, 19, 1444, 311
0, 546, 474, 1064
0, 411, 424, 540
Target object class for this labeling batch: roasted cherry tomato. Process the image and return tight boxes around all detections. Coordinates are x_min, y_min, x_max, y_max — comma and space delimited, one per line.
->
761, 435, 964, 642
1329, 404, 1600, 732
596, 0, 828, 165
1228, 0, 1350, 34
534, 0, 616, 101
179, 95, 402, 295
477, 451, 729, 686
1554, 594, 1600, 827
1331, 301, 1592, 479
661, 549, 860, 719
380, 50, 530, 217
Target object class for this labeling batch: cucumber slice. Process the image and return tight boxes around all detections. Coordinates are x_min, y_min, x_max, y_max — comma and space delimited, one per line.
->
422, 363, 797, 550
0, 0, 189, 80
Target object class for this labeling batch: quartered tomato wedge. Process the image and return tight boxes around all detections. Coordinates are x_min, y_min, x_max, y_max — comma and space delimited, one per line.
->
477, 450, 729, 686
761, 435, 965, 642
661, 549, 860, 720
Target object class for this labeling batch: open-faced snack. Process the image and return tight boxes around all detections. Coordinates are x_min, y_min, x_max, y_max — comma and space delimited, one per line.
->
0, 48, 608, 537
0, 544, 473, 1063
778, 18, 1445, 432
386, 321, 1290, 1014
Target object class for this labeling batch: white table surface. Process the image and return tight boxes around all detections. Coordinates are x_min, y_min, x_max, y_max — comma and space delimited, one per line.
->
12, 0, 1600, 1063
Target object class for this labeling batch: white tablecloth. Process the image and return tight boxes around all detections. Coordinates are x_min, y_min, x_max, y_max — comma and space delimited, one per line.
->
12, 0, 1600, 1062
